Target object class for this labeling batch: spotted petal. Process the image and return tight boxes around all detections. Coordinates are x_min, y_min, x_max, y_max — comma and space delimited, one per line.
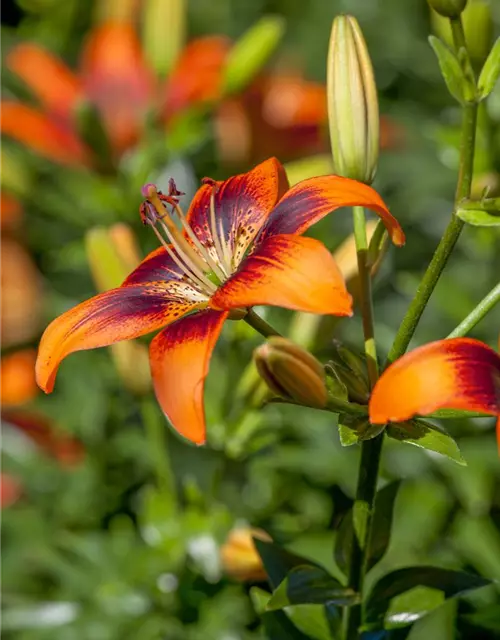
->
186, 157, 289, 270
369, 338, 500, 428
7, 43, 81, 119
260, 175, 405, 246
80, 22, 154, 154
150, 310, 228, 445
1, 102, 90, 166
36, 283, 203, 394
210, 234, 352, 316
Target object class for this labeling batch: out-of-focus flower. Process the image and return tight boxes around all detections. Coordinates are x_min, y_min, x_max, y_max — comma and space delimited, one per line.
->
369, 338, 500, 450
1, 350, 39, 407
0, 191, 23, 230
36, 158, 403, 445
328, 15, 379, 184
254, 337, 327, 408
1, 239, 42, 348
220, 527, 271, 581
2, 411, 85, 467
0, 473, 22, 508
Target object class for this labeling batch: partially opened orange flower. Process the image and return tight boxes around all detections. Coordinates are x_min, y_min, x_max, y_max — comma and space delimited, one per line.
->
36, 157, 404, 445
369, 338, 500, 449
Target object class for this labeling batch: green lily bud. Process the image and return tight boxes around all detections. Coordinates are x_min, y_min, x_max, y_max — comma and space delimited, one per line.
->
328, 341, 370, 404
431, 1, 492, 62
143, 0, 185, 76
427, 0, 467, 18
327, 15, 379, 184
254, 338, 327, 409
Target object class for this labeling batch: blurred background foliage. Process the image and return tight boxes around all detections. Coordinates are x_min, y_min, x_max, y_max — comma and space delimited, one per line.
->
1, 0, 500, 638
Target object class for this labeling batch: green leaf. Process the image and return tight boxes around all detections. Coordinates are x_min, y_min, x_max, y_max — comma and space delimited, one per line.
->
456, 207, 500, 227
334, 511, 353, 578
367, 482, 401, 571
463, 604, 500, 632
428, 35, 466, 103
253, 538, 319, 589
365, 566, 491, 628
267, 565, 359, 610
324, 364, 349, 401
222, 16, 286, 95
477, 37, 500, 100
250, 586, 339, 640
386, 420, 465, 465
339, 417, 385, 447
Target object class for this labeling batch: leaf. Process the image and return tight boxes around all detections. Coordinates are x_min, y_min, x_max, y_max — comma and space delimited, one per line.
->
250, 586, 339, 640
463, 604, 500, 632
223, 16, 286, 95
428, 36, 466, 104
338, 416, 385, 447
267, 565, 359, 610
253, 538, 320, 589
366, 482, 401, 571
365, 566, 491, 628
250, 587, 313, 640
386, 420, 465, 465
324, 364, 349, 401
334, 511, 353, 578
456, 207, 500, 227
477, 37, 500, 100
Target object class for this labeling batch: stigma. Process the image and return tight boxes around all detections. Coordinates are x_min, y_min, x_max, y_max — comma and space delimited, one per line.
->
139, 181, 233, 297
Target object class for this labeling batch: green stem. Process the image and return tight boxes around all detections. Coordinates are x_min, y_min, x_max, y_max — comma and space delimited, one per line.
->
141, 399, 175, 496
244, 308, 283, 338
343, 207, 383, 640
447, 282, 500, 338
387, 98, 477, 365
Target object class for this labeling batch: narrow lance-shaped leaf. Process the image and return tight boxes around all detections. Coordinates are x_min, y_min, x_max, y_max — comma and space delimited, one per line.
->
366, 481, 401, 571
456, 207, 500, 227
386, 419, 466, 466
267, 564, 360, 610
428, 35, 466, 104
365, 566, 491, 628
477, 37, 500, 100
253, 537, 320, 589
250, 587, 312, 640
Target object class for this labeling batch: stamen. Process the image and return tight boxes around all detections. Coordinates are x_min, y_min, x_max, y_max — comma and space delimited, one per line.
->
209, 187, 231, 276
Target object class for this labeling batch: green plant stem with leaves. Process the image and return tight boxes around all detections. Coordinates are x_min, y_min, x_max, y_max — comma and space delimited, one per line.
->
447, 282, 500, 338
343, 15, 480, 640
244, 308, 283, 338
343, 207, 383, 640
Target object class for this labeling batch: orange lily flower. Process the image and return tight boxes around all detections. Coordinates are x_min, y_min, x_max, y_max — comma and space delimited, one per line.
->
369, 338, 500, 449
36, 157, 405, 445
1, 26, 225, 166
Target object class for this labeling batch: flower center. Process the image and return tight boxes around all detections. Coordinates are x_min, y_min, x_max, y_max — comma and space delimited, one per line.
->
140, 181, 233, 297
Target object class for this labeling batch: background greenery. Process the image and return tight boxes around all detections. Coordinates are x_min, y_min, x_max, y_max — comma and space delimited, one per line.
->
2, 0, 500, 638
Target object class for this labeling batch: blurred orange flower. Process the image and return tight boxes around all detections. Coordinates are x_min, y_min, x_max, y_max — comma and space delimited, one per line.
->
220, 527, 271, 582
0, 473, 22, 508
1, 349, 38, 407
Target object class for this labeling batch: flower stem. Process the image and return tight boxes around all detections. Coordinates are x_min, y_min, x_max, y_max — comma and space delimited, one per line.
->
244, 308, 283, 338
447, 282, 500, 338
141, 398, 176, 496
386, 17, 477, 365
343, 206, 383, 640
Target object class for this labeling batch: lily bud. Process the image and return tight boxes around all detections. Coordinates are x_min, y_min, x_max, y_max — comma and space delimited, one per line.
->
329, 341, 370, 404
427, 0, 467, 18
327, 15, 379, 184
254, 337, 327, 409
220, 527, 270, 582
431, 1, 492, 62
85, 225, 151, 395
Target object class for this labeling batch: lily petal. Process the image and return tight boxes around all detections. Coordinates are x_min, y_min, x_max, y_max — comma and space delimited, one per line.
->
186, 157, 289, 269
7, 43, 81, 119
80, 22, 154, 154
369, 338, 500, 425
150, 310, 228, 445
260, 175, 405, 246
123, 246, 185, 285
164, 36, 230, 120
210, 234, 352, 316
36, 284, 203, 393
1, 102, 90, 166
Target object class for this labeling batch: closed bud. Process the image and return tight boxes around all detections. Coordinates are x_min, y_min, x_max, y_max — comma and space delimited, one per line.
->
427, 0, 467, 18
220, 527, 270, 582
431, 1, 492, 62
329, 341, 370, 404
328, 15, 379, 184
254, 337, 327, 409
